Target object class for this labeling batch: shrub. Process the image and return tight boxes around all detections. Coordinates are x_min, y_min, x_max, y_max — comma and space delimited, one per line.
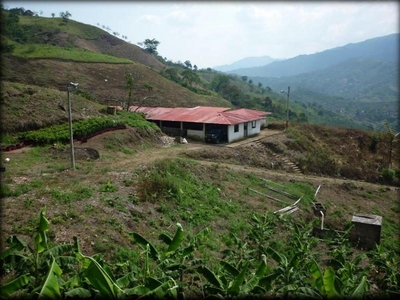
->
382, 168, 396, 183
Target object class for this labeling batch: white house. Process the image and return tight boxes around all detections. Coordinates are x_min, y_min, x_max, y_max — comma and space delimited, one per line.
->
129, 106, 272, 143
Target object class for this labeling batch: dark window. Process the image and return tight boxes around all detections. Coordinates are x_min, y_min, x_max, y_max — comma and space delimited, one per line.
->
234, 124, 239, 133
252, 121, 256, 128
161, 121, 181, 128
182, 122, 203, 130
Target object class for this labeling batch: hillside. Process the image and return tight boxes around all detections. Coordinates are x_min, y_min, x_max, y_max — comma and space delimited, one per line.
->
228, 33, 399, 77
250, 57, 399, 131
1, 56, 231, 111
253, 58, 399, 102
10, 13, 166, 70
1, 122, 399, 298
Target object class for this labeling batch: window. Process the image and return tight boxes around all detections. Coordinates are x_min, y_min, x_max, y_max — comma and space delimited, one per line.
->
234, 124, 239, 133
252, 121, 256, 128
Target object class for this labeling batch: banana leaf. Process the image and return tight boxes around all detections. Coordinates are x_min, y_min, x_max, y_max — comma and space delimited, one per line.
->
166, 223, 184, 256
351, 276, 369, 298
84, 256, 123, 298
64, 287, 92, 298
323, 267, 340, 298
196, 266, 223, 289
38, 258, 62, 299
227, 263, 248, 295
130, 232, 159, 260
0, 274, 30, 298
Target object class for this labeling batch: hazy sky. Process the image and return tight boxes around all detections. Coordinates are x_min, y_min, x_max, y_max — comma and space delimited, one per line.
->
3, 1, 399, 69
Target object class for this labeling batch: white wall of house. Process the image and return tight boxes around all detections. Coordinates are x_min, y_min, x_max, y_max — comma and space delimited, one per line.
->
227, 119, 263, 143
228, 123, 244, 143
247, 120, 262, 136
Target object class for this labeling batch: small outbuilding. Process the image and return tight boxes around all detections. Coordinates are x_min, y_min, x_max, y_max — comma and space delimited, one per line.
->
129, 106, 272, 143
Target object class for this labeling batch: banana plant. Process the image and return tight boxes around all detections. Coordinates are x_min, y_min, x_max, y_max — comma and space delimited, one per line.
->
262, 246, 308, 297
298, 259, 369, 298
128, 223, 206, 298
0, 208, 75, 298
247, 212, 277, 259
196, 254, 269, 297
367, 243, 400, 296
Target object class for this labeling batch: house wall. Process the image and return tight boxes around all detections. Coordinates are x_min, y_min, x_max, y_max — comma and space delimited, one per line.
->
228, 123, 244, 143
228, 120, 263, 143
247, 120, 262, 136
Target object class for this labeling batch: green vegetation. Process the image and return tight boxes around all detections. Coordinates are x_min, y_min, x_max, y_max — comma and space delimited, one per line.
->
18, 117, 125, 145
12, 44, 133, 63
16, 110, 159, 146
2, 208, 399, 298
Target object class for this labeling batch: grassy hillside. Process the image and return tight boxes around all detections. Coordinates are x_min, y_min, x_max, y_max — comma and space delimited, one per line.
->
3, 11, 165, 69
1, 126, 399, 298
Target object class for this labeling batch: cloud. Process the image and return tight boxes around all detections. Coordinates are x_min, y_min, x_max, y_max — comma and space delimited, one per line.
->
137, 14, 161, 25
164, 10, 190, 26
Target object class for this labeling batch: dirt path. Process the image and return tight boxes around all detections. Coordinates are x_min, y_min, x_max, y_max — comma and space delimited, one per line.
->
81, 129, 395, 191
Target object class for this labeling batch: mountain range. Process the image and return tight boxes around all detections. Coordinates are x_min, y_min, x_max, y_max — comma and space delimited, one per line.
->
213, 55, 280, 72
226, 33, 399, 78
218, 33, 399, 131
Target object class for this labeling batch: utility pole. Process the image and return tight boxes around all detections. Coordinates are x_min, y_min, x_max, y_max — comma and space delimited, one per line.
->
67, 82, 78, 170
285, 86, 290, 130
280, 86, 290, 130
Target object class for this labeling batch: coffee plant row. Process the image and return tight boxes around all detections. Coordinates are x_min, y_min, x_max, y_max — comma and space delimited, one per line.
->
1, 208, 399, 299
17, 117, 126, 145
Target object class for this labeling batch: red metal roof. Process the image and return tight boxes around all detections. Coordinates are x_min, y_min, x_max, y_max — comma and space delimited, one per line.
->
128, 106, 271, 125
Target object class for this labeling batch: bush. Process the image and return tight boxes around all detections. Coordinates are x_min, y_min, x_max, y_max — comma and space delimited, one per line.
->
382, 168, 396, 183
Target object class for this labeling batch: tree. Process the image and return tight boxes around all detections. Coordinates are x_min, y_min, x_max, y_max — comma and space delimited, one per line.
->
181, 70, 200, 86
263, 96, 273, 110
193, 65, 198, 72
184, 60, 192, 69
258, 82, 262, 88
59, 10, 71, 23
51, 13, 55, 18
241, 76, 248, 82
220, 84, 242, 105
133, 83, 156, 112
249, 79, 253, 84
125, 73, 134, 111
210, 74, 230, 92
139, 38, 160, 56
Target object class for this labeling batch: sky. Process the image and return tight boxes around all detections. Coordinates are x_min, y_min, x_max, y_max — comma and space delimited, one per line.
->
2, 1, 399, 69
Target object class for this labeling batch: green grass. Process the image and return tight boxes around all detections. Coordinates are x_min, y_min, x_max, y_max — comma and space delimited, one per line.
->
12, 44, 133, 63
19, 15, 106, 40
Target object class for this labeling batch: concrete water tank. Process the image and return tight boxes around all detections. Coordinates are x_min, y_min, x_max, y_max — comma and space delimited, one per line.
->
349, 213, 382, 250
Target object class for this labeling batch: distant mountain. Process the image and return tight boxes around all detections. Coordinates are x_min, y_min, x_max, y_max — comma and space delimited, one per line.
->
228, 33, 399, 77
251, 57, 399, 131
253, 57, 399, 102
213, 55, 280, 72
